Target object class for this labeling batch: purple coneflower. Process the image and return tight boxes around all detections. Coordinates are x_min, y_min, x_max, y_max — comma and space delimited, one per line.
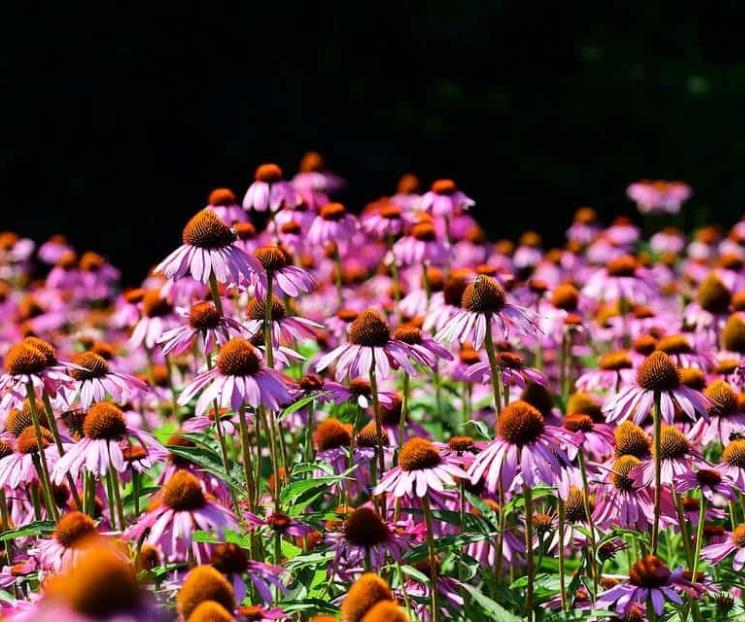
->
720, 439, 745, 491
128, 469, 237, 564
52, 402, 160, 482
130, 288, 179, 350
64, 351, 148, 409
158, 300, 245, 356
327, 506, 409, 572
317, 309, 416, 381
393, 220, 449, 267
206, 187, 246, 225
179, 338, 291, 414
695, 379, 745, 445
701, 524, 745, 570
245, 510, 314, 538
0, 338, 74, 408
634, 425, 707, 486
597, 554, 686, 616
593, 456, 669, 531
0, 428, 59, 490
603, 351, 709, 425
210, 543, 286, 604
561, 412, 614, 461
308, 202, 358, 245
435, 275, 538, 349
374, 437, 467, 498
420, 179, 474, 217
244, 295, 321, 346
36, 511, 98, 572
674, 467, 738, 503
153, 208, 262, 284
243, 163, 299, 213
252, 245, 315, 298
627, 179, 691, 215
467, 400, 569, 494
582, 255, 656, 304
464, 350, 545, 390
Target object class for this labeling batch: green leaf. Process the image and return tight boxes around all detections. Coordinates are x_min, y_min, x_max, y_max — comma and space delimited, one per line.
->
280, 472, 353, 509
167, 443, 243, 491
461, 582, 522, 622
0, 520, 55, 541
277, 392, 327, 422
279, 598, 338, 615
464, 419, 491, 440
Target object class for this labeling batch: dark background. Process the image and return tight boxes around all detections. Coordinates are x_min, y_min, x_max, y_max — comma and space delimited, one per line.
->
2, 2, 745, 284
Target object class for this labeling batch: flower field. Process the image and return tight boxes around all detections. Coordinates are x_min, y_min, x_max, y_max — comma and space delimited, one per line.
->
0, 160, 743, 621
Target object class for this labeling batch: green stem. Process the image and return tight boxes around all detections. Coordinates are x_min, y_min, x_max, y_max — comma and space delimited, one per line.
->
523, 485, 535, 621
577, 449, 598, 595
0, 490, 12, 566
108, 460, 125, 529
238, 408, 257, 513
421, 496, 440, 622
484, 323, 502, 423
208, 273, 223, 315
369, 365, 386, 480
332, 244, 344, 308
25, 383, 58, 521
652, 391, 662, 554
41, 392, 82, 509
132, 468, 140, 515
399, 373, 410, 447
263, 273, 274, 368
558, 497, 567, 611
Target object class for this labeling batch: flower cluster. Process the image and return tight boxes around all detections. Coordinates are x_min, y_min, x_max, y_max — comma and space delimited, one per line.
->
0, 163, 743, 622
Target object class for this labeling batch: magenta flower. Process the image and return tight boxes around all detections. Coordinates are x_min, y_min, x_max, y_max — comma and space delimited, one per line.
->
467, 400, 570, 494
0, 338, 75, 409
420, 179, 474, 216
674, 467, 738, 503
252, 245, 315, 297
561, 413, 614, 461
157, 300, 245, 356
627, 179, 692, 215
393, 220, 449, 267
633, 425, 706, 486
0, 427, 60, 490
390, 324, 453, 370
374, 437, 468, 498
243, 295, 321, 346
720, 439, 745, 491
245, 510, 314, 538
127, 469, 237, 564
63, 351, 149, 409
308, 203, 358, 245
326, 506, 410, 572
701, 524, 745, 570
178, 338, 291, 414
435, 275, 539, 349
153, 208, 262, 284
582, 255, 656, 304
243, 163, 299, 213
463, 350, 545, 390
316, 309, 417, 381
36, 511, 98, 572
361, 201, 405, 239
597, 555, 686, 616
593, 456, 673, 531
206, 187, 246, 225
129, 288, 179, 350
52, 402, 162, 481
210, 543, 286, 604
603, 351, 709, 425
